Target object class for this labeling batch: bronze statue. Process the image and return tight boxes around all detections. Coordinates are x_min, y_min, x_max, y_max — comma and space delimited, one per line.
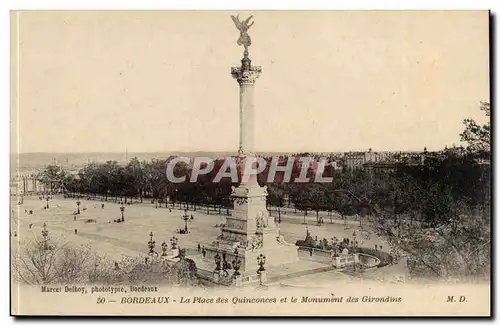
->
231, 14, 254, 49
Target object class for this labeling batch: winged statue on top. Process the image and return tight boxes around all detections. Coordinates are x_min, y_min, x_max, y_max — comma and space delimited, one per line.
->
231, 14, 254, 50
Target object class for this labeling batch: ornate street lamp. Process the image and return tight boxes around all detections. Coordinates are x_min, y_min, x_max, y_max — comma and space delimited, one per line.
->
214, 253, 221, 271
41, 222, 50, 250
175, 189, 180, 209
221, 253, 230, 278
161, 241, 168, 256
170, 236, 178, 249
76, 199, 81, 214
182, 209, 189, 233
120, 203, 125, 222
148, 232, 156, 255
277, 202, 282, 224
257, 254, 266, 286
332, 237, 339, 257
352, 231, 358, 272
257, 254, 266, 273
232, 255, 241, 277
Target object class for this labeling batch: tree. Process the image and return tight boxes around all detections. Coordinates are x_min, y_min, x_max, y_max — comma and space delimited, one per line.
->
267, 183, 285, 222
307, 184, 327, 225
369, 206, 490, 280
39, 165, 65, 194
12, 236, 94, 285
126, 157, 146, 202
365, 102, 491, 279
460, 101, 490, 157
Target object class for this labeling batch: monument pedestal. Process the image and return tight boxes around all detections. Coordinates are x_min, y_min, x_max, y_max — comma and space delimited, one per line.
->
202, 181, 299, 284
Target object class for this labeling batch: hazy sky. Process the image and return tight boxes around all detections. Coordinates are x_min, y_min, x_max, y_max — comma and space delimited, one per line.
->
12, 11, 489, 153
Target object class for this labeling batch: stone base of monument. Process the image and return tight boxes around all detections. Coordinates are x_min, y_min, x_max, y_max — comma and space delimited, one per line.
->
203, 238, 299, 272
192, 253, 333, 287
193, 181, 301, 287
198, 234, 299, 287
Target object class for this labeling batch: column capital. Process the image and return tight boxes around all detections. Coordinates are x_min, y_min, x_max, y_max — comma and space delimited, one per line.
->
231, 65, 262, 85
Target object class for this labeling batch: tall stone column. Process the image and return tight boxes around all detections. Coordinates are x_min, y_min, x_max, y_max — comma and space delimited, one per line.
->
231, 52, 262, 159
203, 50, 298, 274
199, 18, 299, 283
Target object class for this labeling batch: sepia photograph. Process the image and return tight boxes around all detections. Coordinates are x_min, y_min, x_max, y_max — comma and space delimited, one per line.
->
9, 10, 491, 316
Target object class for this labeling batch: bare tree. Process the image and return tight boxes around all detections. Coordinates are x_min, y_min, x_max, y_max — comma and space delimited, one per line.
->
11, 235, 94, 285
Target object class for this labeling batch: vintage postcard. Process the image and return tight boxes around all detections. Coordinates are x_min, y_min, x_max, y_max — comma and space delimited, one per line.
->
10, 10, 491, 316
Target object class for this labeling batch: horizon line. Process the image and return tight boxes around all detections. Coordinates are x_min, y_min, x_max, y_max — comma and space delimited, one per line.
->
12, 146, 451, 156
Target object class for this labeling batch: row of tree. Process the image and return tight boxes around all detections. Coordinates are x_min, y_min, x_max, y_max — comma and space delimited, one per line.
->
36, 102, 490, 280
39, 103, 490, 230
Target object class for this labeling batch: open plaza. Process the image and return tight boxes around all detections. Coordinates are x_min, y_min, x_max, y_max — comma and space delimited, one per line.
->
10, 194, 401, 288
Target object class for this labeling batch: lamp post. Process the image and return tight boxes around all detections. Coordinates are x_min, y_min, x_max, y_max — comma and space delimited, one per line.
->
148, 232, 156, 255
161, 241, 168, 256
120, 203, 125, 222
170, 236, 178, 249
352, 231, 357, 250
212, 252, 222, 284
352, 231, 357, 272
332, 237, 339, 257
214, 253, 221, 271
257, 254, 266, 285
182, 209, 189, 233
41, 222, 50, 250
175, 189, 180, 209
76, 199, 81, 215
45, 196, 50, 209
232, 255, 241, 277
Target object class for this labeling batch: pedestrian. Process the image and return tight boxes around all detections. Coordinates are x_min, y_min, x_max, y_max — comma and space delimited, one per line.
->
309, 247, 313, 256
197, 243, 201, 252
75, 229, 78, 234
202, 248, 206, 258
375, 244, 378, 250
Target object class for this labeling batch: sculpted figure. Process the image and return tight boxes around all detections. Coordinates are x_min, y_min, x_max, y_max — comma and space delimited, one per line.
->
231, 15, 254, 49
256, 211, 267, 228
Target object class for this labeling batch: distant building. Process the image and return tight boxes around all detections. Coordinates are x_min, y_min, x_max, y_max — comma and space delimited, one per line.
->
343, 148, 429, 172
343, 149, 391, 171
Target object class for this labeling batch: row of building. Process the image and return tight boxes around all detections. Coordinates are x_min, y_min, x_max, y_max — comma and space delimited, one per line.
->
333, 146, 473, 172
